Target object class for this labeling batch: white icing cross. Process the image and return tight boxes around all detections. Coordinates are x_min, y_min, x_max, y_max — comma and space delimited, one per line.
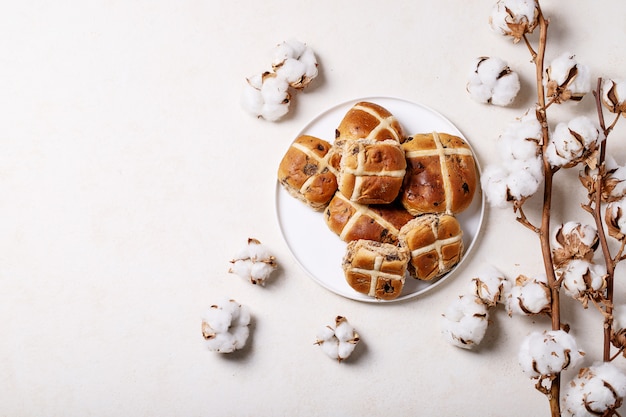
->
342, 142, 405, 201
333, 192, 401, 241
353, 103, 402, 142
409, 219, 463, 275
291, 141, 339, 194
349, 255, 403, 297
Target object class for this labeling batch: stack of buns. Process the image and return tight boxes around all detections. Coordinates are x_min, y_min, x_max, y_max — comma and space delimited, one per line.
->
277, 101, 478, 300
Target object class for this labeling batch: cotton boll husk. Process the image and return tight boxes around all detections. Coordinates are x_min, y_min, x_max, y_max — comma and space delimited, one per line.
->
441, 295, 489, 349
518, 330, 584, 378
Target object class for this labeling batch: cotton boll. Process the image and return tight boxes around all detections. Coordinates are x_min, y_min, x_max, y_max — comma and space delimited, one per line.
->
441, 295, 490, 349
611, 304, 626, 349
507, 274, 551, 316
201, 299, 251, 353
545, 52, 591, 103
467, 57, 520, 106
605, 199, 626, 241
315, 316, 360, 362
559, 259, 607, 305
489, 0, 539, 42
546, 117, 600, 168
229, 238, 278, 285
469, 265, 511, 306
481, 164, 512, 208
497, 131, 540, 163
271, 39, 308, 67
602, 78, 626, 115
518, 330, 584, 379
241, 72, 291, 122
551, 221, 598, 266
562, 363, 626, 417
504, 168, 542, 201
272, 39, 318, 90
602, 157, 626, 202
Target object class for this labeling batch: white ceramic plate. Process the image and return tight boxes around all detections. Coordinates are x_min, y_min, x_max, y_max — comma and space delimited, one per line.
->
275, 97, 485, 303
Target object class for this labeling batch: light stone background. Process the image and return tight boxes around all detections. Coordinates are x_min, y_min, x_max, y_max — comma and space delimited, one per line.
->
1, 1, 626, 416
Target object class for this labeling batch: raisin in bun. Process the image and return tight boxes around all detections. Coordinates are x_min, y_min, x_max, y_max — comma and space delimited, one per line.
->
324, 192, 415, 244
335, 101, 404, 143
398, 213, 464, 281
278, 135, 341, 210
401, 132, 477, 215
338, 139, 406, 205
342, 239, 409, 300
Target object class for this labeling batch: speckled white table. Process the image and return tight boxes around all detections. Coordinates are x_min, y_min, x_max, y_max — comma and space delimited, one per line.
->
1, 1, 625, 416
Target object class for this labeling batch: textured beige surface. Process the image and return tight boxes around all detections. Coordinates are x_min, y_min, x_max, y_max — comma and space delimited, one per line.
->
1, 1, 626, 416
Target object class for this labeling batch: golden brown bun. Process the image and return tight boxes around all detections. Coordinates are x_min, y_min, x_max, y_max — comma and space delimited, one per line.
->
398, 213, 464, 281
338, 139, 406, 205
401, 132, 477, 215
335, 102, 404, 143
324, 192, 415, 244
342, 239, 409, 300
277, 135, 341, 210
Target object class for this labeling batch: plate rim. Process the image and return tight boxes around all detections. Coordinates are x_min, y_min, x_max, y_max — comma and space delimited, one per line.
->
274, 95, 486, 303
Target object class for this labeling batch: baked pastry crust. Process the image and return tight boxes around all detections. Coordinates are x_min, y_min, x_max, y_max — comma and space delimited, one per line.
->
342, 239, 409, 300
335, 101, 404, 143
324, 192, 415, 244
338, 139, 406, 205
278, 135, 341, 210
398, 213, 464, 281
401, 132, 477, 215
